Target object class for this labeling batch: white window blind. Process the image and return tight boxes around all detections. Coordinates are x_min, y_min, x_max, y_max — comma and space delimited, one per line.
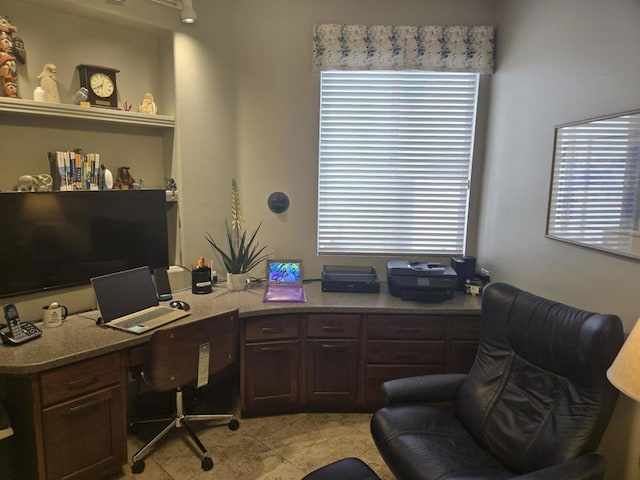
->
547, 115, 640, 250
318, 70, 479, 255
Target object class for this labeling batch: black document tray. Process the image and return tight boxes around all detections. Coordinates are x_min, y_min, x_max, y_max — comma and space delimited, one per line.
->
321, 265, 380, 293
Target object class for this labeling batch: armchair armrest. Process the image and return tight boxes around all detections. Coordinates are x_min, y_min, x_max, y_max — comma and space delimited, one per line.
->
514, 453, 605, 480
382, 373, 467, 405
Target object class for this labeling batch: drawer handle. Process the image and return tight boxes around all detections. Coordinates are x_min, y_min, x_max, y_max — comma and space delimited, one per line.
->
321, 344, 347, 350
67, 376, 100, 389
68, 399, 100, 413
261, 327, 284, 334
259, 346, 285, 352
322, 326, 345, 332
395, 352, 417, 359
396, 328, 419, 334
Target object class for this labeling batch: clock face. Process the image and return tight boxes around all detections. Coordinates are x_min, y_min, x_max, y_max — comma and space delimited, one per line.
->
89, 72, 115, 98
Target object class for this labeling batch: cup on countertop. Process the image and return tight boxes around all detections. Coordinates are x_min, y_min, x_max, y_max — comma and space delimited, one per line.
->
42, 302, 68, 328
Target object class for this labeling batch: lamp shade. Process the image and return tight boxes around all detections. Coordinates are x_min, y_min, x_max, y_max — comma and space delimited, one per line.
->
607, 317, 640, 402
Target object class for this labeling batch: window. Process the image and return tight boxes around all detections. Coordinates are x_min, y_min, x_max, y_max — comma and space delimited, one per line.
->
317, 70, 480, 255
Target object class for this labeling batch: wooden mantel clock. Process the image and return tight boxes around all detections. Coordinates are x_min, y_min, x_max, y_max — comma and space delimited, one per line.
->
76, 64, 120, 108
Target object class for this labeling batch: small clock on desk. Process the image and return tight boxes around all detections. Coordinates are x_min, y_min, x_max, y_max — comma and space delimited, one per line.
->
76, 64, 120, 109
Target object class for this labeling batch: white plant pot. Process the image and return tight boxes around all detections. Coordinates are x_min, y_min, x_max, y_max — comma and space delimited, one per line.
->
227, 272, 247, 291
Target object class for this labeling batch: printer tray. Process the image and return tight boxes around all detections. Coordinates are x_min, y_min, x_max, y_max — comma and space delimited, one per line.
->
321, 265, 380, 293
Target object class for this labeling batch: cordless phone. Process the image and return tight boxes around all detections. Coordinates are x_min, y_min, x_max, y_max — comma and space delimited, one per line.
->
0, 304, 42, 346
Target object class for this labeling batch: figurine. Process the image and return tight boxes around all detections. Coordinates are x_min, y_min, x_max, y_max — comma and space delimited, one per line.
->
17, 174, 53, 192
138, 92, 157, 115
0, 15, 25, 98
73, 87, 88, 105
37, 63, 60, 103
114, 166, 135, 190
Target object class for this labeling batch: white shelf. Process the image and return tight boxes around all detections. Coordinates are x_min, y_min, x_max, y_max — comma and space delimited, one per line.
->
0, 97, 174, 129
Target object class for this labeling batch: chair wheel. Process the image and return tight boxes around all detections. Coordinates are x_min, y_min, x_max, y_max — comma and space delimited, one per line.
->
131, 460, 145, 474
202, 456, 214, 471
228, 419, 240, 431
128, 422, 140, 434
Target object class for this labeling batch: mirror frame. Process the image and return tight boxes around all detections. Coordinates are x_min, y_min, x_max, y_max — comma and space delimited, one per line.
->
546, 108, 640, 261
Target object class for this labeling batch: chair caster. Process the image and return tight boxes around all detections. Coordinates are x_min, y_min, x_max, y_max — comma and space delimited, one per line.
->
131, 460, 145, 474
228, 419, 240, 431
202, 456, 214, 471
128, 421, 140, 434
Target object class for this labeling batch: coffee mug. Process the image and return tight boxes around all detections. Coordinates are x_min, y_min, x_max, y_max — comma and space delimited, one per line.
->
42, 302, 68, 328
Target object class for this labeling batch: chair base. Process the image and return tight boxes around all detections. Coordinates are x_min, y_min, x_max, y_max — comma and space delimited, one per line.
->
302, 457, 381, 480
129, 387, 239, 474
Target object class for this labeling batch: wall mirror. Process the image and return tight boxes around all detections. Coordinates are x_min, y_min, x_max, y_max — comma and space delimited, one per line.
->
546, 109, 640, 261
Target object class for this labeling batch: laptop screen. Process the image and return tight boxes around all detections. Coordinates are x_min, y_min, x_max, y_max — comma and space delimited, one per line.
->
267, 260, 303, 284
91, 266, 159, 322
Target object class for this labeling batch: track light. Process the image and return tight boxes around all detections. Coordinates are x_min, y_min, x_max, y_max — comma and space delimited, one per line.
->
180, 0, 197, 24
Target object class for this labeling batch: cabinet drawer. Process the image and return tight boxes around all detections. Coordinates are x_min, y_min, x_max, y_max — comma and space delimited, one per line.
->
307, 314, 360, 338
40, 353, 121, 406
453, 316, 480, 340
245, 315, 300, 341
367, 315, 446, 339
367, 340, 445, 365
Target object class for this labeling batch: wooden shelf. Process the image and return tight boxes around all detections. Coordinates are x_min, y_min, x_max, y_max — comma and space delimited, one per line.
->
0, 97, 174, 130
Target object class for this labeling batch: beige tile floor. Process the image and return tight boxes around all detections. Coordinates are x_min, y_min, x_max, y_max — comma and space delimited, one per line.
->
115, 411, 395, 480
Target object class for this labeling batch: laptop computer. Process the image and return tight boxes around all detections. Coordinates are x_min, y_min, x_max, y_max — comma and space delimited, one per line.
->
91, 266, 189, 334
263, 259, 306, 303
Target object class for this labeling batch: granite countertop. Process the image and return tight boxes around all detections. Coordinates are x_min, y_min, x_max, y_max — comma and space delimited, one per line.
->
0, 281, 481, 375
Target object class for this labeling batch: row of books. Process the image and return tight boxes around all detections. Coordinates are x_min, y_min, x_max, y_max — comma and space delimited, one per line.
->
52, 150, 101, 191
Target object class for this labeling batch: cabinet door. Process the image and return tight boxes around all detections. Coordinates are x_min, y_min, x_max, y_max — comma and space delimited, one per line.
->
42, 385, 126, 480
244, 340, 299, 410
305, 339, 358, 407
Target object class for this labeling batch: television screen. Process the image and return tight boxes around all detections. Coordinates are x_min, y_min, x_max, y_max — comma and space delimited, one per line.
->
0, 190, 169, 298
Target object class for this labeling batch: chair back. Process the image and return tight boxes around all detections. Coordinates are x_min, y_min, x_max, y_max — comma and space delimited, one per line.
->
455, 283, 623, 474
142, 309, 240, 391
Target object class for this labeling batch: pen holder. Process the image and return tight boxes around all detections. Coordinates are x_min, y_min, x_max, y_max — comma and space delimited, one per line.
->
192, 267, 213, 294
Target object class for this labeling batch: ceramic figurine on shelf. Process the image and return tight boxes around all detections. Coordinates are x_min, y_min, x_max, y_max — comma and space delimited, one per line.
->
138, 92, 157, 115
0, 14, 25, 98
73, 87, 88, 105
114, 166, 135, 190
37, 63, 60, 103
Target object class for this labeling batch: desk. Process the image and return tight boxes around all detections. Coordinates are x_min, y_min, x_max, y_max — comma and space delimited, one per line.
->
0, 282, 481, 480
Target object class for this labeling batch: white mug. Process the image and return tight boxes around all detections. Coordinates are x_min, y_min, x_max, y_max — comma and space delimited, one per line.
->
42, 302, 68, 328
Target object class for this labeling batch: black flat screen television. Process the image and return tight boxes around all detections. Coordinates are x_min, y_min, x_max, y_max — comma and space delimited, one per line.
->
0, 190, 169, 299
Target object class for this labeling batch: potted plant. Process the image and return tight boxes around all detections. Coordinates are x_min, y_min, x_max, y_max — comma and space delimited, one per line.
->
205, 179, 269, 290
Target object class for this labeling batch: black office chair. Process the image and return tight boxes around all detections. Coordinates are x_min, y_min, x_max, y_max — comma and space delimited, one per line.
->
128, 309, 240, 474
370, 282, 624, 480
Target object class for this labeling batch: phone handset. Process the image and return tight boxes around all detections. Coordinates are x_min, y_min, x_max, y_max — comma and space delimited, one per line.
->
0, 304, 42, 346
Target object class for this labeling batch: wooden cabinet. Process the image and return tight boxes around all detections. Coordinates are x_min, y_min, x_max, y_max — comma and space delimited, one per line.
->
241, 311, 480, 416
0, 352, 127, 480
242, 315, 302, 414
305, 315, 360, 407
39, 353, 126, 480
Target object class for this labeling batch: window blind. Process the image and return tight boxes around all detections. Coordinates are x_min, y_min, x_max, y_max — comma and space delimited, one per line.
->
317, 70, 479, 255
548, 115, 640, 250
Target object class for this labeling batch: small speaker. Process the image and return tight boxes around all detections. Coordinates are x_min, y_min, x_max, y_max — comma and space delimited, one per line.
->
450, 256, 476, 291
153, 267, 173, 300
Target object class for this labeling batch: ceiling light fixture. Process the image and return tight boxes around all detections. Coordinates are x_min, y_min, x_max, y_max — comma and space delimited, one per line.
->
147, 0, 197, 25
180, 0, 197, 24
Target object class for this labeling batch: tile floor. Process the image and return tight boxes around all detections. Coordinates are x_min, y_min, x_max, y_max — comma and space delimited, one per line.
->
114, 384, 394, 480
116, 412, 394, 480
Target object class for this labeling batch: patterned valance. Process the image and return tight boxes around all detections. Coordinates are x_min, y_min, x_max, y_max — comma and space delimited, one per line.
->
312, 24, 495, 74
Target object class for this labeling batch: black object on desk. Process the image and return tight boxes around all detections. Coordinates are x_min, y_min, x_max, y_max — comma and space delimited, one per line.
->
192, 267, 213, 294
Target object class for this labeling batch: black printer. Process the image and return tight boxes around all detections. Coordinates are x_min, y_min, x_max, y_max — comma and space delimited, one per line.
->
386, 260, 457, 302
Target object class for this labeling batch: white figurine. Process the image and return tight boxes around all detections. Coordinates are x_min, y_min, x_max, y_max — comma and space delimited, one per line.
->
37, 63, 60, 103
73, 87, 88, 104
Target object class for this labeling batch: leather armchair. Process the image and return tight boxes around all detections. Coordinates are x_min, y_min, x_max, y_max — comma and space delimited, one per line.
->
371, 282, 624, 480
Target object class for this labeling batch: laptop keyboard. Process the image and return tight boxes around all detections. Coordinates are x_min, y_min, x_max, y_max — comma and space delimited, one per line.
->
116, 307, 174, 329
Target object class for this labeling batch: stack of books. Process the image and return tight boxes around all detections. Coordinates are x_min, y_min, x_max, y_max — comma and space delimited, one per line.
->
50, 150, 101, 191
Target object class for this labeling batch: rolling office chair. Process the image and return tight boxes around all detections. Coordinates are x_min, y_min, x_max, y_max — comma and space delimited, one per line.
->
128, 309, 240, 474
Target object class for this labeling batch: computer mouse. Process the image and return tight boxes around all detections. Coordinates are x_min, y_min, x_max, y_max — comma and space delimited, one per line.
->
169, 300, 190, 311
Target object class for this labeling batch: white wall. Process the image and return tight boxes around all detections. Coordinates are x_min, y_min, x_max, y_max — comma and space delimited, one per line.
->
481, 0, 640, 478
